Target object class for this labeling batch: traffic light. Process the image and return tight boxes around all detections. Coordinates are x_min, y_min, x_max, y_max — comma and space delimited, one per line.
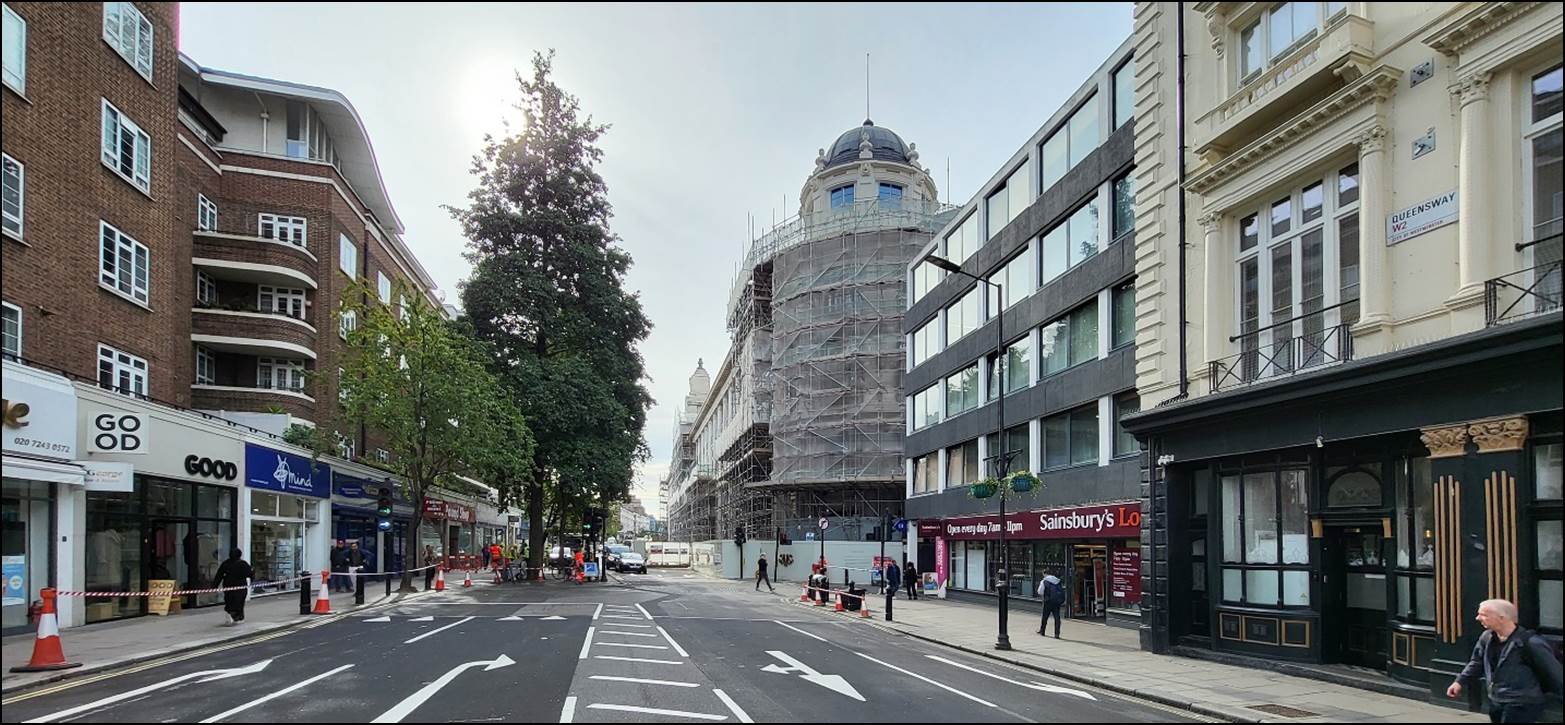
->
734, 526, 746, 546
376, 487, 393, 532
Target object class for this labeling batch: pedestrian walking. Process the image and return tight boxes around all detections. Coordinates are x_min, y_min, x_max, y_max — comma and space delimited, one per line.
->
904, 559, 920, 600
423, 545, 438, 590
489, 542, 503, 572
481, 543, 492, 569
329, 540, 349, 592
755, 553, 774, 592
1037, 571, 1064, 639
212, 548, 253, 626
1447, 598, 1563, 723
347, 541, 366, 590
883, 560, 900, 621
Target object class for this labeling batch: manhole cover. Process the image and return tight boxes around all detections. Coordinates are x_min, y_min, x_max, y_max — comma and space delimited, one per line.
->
1248, 704, 1320, 718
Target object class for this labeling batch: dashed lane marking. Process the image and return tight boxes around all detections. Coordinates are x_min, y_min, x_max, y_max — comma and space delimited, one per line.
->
592, 642, 669, 650
588, 676, 700, 688
713, 689, 754, 724
598, 622, 654, 629
585, 704, 726, 721
595, 630, 659, 638
559, 696, 577, 723
594, 655, 684, 666
199, 664, 354, 723
403, 616, 475, 644
579, 627, 595, 660
773, 620, 827, 643
856, 653, 997, 709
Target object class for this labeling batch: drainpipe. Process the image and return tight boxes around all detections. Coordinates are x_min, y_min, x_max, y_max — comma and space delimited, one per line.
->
1176, 2, 1190, 398
253, 92, 269, 154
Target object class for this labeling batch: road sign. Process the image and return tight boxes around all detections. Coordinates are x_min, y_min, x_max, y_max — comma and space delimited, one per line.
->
818, 517, 829, 530
894, 518, 908, 532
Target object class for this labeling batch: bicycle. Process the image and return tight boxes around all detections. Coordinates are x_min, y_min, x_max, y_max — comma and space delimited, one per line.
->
549, 561, 575, 581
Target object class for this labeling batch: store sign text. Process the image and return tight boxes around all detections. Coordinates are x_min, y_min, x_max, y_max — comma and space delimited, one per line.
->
184, 454, 238, 481
937, 502, 1143, 541
91, 413, 148, 454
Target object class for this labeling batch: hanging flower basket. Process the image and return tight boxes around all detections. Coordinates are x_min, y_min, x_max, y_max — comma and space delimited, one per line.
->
970, 479, 999, 499
1008, 471, 1039, 493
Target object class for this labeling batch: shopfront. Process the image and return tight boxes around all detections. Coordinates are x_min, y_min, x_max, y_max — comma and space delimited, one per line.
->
420, 497, 476, 562
931, 501, 1143, 627
331, 470, 413, 574
3, 362, 84, 634
243, 443, 329, 596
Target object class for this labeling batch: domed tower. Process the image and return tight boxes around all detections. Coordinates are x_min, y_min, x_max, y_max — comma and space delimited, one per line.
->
799, 119, 940, 216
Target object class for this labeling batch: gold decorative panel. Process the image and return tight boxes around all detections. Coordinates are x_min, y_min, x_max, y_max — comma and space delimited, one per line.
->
1421, 425, 1469, 459
1435, 475, 1463, 643
1469, 417, 1528, 454
1485, 471, 1519, 604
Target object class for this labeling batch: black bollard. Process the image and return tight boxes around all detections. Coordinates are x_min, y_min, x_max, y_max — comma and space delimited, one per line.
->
299, 572, 312, 615
885, 589, 894, 621
385, 572, 392, 598
354, 571, 365, 605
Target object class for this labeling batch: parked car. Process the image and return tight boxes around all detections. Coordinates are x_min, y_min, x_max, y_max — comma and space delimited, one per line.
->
605, 545, 631, 570
617, 552, 647, 574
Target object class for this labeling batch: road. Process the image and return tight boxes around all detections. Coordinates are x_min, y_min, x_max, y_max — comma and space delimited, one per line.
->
1, 570, 1208, 723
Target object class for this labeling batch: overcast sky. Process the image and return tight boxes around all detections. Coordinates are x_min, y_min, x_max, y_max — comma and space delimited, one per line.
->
180, 2, 1132, 516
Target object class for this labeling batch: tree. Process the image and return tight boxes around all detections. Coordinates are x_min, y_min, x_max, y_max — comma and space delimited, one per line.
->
453, 51, 653, 580
337, 281, 534, 591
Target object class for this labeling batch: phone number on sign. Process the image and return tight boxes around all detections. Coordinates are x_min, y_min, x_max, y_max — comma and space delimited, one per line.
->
9, 437, 72, 454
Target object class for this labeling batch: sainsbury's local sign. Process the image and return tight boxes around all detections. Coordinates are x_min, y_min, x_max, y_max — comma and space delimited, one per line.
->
938, 502, 1142, 541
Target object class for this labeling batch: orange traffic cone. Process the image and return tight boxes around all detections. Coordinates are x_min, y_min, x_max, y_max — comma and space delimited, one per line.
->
313, 570, 332, 614
492, 567, 501, 584
10, 589, 81, 672
799, 584, 811, 602
462, 570, 473, 588
860, 601, 872, 618
834, 594, 845, 612
435, 566, 446, 592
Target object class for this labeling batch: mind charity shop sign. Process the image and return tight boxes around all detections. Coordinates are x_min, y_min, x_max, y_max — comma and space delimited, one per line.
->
244, 443, 331, 498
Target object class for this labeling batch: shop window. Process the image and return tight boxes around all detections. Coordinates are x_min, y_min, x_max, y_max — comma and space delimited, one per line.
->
1393, 457, 1436, 623
1326, 468, 1382, 508
1220, 467, 1311, 606
1533, 442, 1562, 633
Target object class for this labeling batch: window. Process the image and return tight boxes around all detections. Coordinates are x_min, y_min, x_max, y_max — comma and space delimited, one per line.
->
1534, 442, 1563, 633
1239, 2, 1337, 83
99, 221, 149, 305
1112, 58, 1135, 130
945, 287, 979, 345
1220, 467, 1311, 606
1042, 406, 1098, 469
987, 162, 1031, 238
911, 384, 941, 430
910, 259, 945, 306
2, 301, 19, 358
830, 184, 854, 209
195, 270, 217, 306
258, 285, 306, 319
1527, 65, 1563, 309
336, 432, 355, 461
987, 246, 1035, 315
2, 3, 24, 94
339, 306, 358, 341
258, 214, 306, 247
258, 358, 306, 392
1041, 198, 1101, 285
1393, 457, 1435, 623
337, 366, 349, 403
987, 335, 1032, 398
338, 234, 358, 277
912, 454, 939, 495
1, 153, 22, 238
1042, 94, 1100, 191
376, 449, 390, 464
1239, 20, 1263, 81
101, 99, 151, 192
878, 183, 903, 209
1112, 173, 1135, 242
946, 439, 980, 487
97, 344, 147, 396
398, 294, 408, 321
944, 213, 981, 266
377, 272, 391, 303
284, 101, 338, 165
1268, 2, 1318, 60
196, 194, 217, 231
944, 364, 979, 418
1040, 299, 1099, 376
102, 2, 153, 81
985, 424, 1029, 477
195, 346, 215, 385
1114, 393, 1140, 457
910, 319, 937, 368
1112, 282, 1136, 349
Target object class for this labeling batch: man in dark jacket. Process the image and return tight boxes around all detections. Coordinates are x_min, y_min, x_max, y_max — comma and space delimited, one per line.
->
1448, 598, 1564, 723
904, 559, 920, 600
1038, 572, 1065, 639
213, 549, 253, 626
347, 541, 366, 590
755, 553, 774, 592
883, 561, 900, 621
329, 540, 348, 592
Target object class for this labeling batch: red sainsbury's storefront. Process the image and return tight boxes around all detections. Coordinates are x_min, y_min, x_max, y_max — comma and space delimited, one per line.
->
927, 501, 1144, 628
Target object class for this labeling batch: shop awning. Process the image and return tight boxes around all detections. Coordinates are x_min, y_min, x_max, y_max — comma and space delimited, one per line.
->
2, 455, 86, 485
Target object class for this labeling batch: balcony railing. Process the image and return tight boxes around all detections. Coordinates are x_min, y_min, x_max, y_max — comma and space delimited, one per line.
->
1210, 306, 1355, 393
1486, 259, 1563, 327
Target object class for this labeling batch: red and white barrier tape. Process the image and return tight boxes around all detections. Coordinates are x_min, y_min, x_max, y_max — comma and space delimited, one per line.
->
58, 563, 448, 598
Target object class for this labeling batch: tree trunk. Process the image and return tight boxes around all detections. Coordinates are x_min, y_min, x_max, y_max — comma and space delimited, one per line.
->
403, 504, 424, 592
526, 472, 547, 581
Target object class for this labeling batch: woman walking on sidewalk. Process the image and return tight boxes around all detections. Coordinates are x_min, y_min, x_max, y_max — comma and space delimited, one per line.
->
212, 548, 253, 626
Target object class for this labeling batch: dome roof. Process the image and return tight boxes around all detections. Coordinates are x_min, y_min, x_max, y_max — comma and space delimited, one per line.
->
823, 119, 911, 170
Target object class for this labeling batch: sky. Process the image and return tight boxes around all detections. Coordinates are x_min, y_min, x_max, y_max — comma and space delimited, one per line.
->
180, 3, 1133, 517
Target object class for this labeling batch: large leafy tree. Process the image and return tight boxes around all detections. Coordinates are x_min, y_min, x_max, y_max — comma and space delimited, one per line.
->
453, 51, 652, 577
338, 281, 535, 590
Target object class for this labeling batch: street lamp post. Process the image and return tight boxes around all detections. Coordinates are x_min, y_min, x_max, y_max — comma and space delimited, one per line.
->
925, 254, 1012, 651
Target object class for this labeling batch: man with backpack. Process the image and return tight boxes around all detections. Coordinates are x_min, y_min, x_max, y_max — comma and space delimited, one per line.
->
1447, 598, 1563, 723
1037, 570, 1065, 639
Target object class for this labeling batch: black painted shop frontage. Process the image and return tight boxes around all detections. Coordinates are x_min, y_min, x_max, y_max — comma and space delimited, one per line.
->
1125, 315, 1563, 708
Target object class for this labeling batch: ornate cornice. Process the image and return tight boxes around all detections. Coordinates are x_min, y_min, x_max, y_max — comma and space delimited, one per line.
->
1424, 2, 1544, 57
1452, 72, 1492, 106
1421, 425, 1469, 459
1355, 124, 1389, 154
1469, 416, 1529, 454
1197, 212, 1223, 232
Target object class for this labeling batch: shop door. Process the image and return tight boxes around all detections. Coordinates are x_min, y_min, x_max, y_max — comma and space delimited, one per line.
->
1323, 526, 1389, 670
1071, 544, 1107, 619
144, 520, 191, 611
1189, 530, 1210, 637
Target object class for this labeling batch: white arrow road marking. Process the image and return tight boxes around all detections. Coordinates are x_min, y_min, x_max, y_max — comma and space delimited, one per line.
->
588, 676, 699, 688
559, 696, 577, 723
22, 660, 273, 723
854, 653, 996, 708
409, 616, 434, 622
404, 616, 475, 644
713, 689, 753, 724
925, 655, 1096, 700
585, 704, 727, 721
370, 654, 515, 723
761, 651, 864, 702
199, 664, 354, 722
363, 616, 391, 623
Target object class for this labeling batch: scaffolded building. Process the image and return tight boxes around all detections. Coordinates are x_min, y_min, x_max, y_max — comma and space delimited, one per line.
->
666, 121, 955, 543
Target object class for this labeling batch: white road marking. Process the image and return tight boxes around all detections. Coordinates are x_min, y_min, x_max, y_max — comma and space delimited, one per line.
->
559, 696, 577, 723
22, 660, 273, 724
855, 653, 996, 708
760, 651, 864, 701
579, 626, 596, 660
635, 603, 655, 620
403, 616, 475, 644
925, 655, 1097, 700
588, 676, 699, 688
541, 615, 567, 620
602, 614, 644, 620
371, 655, 514, 723
363, 616, 391, 623
595, 655, 684, 665
712, 689, 753, 724
498, 616, 524, 622
593, 641, 669, 650
599, 622, 654, 629
199, 664, 354, 722
773, 620, 827, 643
585, 704, 726, 721
409, 616, 434, 622
656, 626, 690, 658
593, 603, 604, 620
596, 630, 659, 638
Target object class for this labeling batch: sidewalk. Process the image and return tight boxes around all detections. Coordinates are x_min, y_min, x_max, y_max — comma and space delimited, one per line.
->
753, 578, 1486, 723
2, 586, 422, 695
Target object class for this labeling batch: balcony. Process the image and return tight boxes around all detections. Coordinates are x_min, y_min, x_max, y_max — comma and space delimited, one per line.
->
191, 382, 316, 423
1486, 258, 1563, 327
1209, 310, 1355, 394
192, 307, 317, 360
1195, 13, 1374, 161
193, 229, 319, 290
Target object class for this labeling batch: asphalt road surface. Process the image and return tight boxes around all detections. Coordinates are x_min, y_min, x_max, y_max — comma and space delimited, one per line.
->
1, 570, 1209, 723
